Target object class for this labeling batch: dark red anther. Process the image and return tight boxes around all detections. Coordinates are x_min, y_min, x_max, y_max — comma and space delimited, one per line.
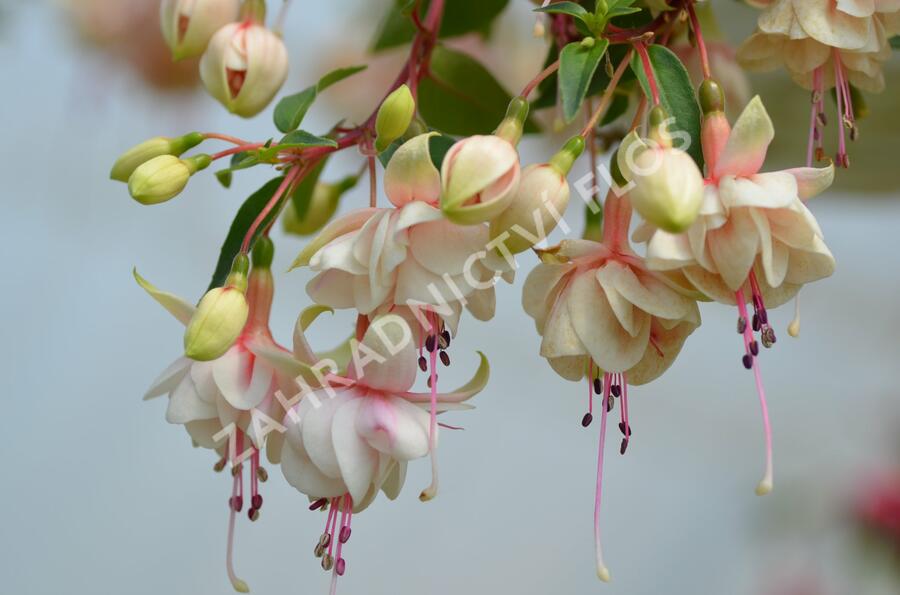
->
593, 377, 602, 394
737, 317, 747, 334
439, 351, 450, 367
309, 498, 327, 511
441, 330, 452, 346
606, 396, 614, 412
758, 309, 768, 325
581, 412, 593, 427
418, 356, 428, 372
248, 507, 260, 521
427, 374, 437, 388
749, 341, 759, 356
752, 314, 761, 332
251, 494, 263, 510
425, 335, 436, 352
229, 496, 243, 512
610, 385, 621, 397
335, 558, 346, 576
618, 422, 631, 437
619, 438, 629, 455
339, 526, 351, 543
742, 354, 753, 370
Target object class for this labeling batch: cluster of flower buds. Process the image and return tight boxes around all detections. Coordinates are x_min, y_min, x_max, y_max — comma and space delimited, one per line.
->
110, 132, 210, 204
161, 0, 289, 117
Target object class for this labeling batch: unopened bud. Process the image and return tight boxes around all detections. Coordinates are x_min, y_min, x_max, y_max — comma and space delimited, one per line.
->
111, 132, 203, 182
160, 0, 240, 61
127, 154, 210, 205
375, 84, 415, 153
183, 254, 249, 361
384, 132, 441, 207
489, 137, 583, 254
200, 22, 289, 117
440, 134, 521, 225
494, 96, 530, 145
617, 131, 703, 233
698, 79, 725, 115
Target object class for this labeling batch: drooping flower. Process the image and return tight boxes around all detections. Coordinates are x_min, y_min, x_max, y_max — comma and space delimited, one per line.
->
737, 0, 900, 166
200, 19, 289, 117
634, 95, 836, 496
522, 236, 701, 581
256, 313, 488, 592
136, 239, 313, 592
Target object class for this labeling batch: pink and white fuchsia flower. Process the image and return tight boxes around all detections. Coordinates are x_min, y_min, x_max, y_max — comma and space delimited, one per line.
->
737, 0, 900, 166
523, 237, 700, 581
135, 246, 302, 593
293, 133, 514, 337
255, 313, 488, 593
634, 95, 836, 497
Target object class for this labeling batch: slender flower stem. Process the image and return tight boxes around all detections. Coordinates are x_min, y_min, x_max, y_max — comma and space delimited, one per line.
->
204, 132, 254, 145
580, 50, 634, 138
593, 377, 611, 582
685, 1, 712, 80
211, 143, 266, 161
634, 43, 660, 105
520, 59, 560, 99
239, 166, 302, 253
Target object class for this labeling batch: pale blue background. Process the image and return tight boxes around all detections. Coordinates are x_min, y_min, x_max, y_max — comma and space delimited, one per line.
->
2, 2, 899, 595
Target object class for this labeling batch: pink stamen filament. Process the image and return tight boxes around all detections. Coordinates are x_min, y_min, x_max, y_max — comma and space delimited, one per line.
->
226, 431, 248, 592
735, 289, 774, 495
421, 311, 440, 501
593, 372, 612, 582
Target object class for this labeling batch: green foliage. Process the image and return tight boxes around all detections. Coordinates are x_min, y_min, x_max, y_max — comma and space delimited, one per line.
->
558, 38, 609, 123
288, 159, 328, 221
418, 45, 537, 136
207, 177, 287, 290
273, 65, 367, 133
371, 0, 509, 51
214, 152, 263, 189
630, 45, 704, 168
534, 0, 638, 35
257, 131, 337, 161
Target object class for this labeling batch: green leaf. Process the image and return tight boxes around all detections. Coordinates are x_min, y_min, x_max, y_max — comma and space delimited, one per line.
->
534, 1, 591, 25
289, 159, 328, 222
630, 45, 704, 168
274, 65, 367, 133
558, 38, 609, 123
372, 0, 509, 51
213, 152, 261, 188
891, 35, 900, 49
215, 169, 233, 188
207, 177, 287, 291
418, 45, 538, 136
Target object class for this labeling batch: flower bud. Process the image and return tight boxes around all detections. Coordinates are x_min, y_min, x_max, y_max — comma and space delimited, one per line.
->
617, 129, 704, 233
282, 176, 356, 236
160, 0, 240, 60
489, 136, 584, 254
110, 132, 204, 182
384, 132, 441, 207
440, 135, 520, 225
127, 154, 211, 205
200, 22, 289, 117
183, 254, 250, 361
375, 85, 415, 153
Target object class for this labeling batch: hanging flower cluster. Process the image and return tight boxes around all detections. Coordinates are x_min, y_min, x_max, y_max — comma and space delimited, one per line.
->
108, 0, 889, 591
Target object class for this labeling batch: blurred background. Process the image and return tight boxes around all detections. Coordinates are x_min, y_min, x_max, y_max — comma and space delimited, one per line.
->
2, 1, 900, 594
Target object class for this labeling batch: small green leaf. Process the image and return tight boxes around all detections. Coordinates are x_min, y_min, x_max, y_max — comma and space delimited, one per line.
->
213, 152, 260, 188
418, 45, 538, 136
207, 177, 287, 290
534, 1, 591, 24
891, 35, 900, 49
273, 65, 367, 133
630, 45, 704, 168
215, 169, 232, 188
371, 0, 509, 51
257, 131, 337, 161
428, 134, 456, 170
559, 38, 609, 123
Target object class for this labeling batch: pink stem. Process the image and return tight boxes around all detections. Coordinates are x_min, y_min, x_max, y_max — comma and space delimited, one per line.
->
593, 374, 612, 581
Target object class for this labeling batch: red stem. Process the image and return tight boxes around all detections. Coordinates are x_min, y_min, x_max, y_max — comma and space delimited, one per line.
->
634, 43, 660, 105
520, 59, 560, 99
240, 166, 302, 253
211, 143, 265, 161
686, 1, 712, 80
204, 132, 253, 145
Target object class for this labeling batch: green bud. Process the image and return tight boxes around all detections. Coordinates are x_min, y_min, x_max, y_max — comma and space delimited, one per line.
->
548, 136, 585, 175
127, 154, 210, 205
184, 253, 250, 361
251, 236, 275, 269
580, 37, 595, 49
647, 105, 673, 148
183, 286, 249, 361
494, 96, 530, 145
698, 79, 725, 115
282, 176, 355, 236
375, 85, 415, 153
110, 132, 203, 182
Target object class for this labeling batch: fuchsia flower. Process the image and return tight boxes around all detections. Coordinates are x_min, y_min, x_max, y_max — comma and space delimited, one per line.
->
635, 95, 836, 496
523, 236, 700, 581
737, 0, 900, 166
135, 246, 302, 593
256, 313, 488, 593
